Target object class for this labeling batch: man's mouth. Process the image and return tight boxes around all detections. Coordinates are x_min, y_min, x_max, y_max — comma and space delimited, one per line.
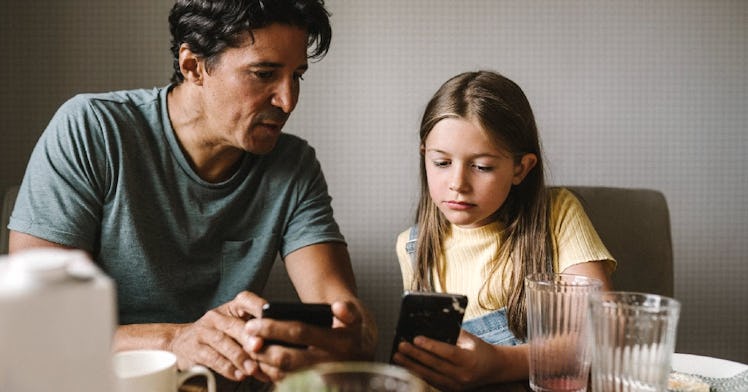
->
256, 122, 283, 134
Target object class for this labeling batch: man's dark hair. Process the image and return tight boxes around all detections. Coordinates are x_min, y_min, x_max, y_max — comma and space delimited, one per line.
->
168, 0, 332, 84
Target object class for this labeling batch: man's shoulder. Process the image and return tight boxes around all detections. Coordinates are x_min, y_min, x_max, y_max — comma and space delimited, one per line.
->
45, 86, 168, 144
60, 86, 164, 114
276, 133, 310, 149
272, 133, 317, 159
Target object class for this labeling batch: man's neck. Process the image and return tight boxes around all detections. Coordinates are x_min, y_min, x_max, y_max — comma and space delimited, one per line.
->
167, 84, 245, 183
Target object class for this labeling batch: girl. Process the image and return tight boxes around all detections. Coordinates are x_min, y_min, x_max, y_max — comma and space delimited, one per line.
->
392, 71, 615, 391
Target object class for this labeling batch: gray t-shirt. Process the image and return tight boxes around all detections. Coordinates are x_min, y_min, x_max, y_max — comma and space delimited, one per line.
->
9, 86, 345, 324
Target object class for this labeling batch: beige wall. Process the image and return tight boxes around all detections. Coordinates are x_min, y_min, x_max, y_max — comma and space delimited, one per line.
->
0, 0, 172, 192
2, 1, 746, 363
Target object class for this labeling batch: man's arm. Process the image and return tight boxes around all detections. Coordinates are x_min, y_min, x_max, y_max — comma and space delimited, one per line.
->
285, 242, 377, 358
10, 230, 268, 382
243, 242, 378, 381
285, 242, 356, 303
9, 231, 74, 253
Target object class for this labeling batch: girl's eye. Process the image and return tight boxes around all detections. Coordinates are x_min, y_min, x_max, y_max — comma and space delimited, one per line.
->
432, 160, 450, 168
473, 164, 493, 172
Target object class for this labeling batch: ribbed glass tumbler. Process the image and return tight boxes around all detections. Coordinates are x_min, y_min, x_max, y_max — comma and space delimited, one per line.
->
588, 292, 680, 392
526, 273, 603, 392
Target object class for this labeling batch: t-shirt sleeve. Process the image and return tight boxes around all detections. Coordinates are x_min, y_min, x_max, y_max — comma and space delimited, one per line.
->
8, 95, 108, 251
551, 188, 617, 274
279, 144, 346, 258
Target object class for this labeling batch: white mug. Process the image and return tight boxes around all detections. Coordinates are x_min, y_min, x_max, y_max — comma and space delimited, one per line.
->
113, 349, 216, 392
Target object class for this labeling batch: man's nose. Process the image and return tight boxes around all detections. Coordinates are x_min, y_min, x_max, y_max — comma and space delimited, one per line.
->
271, 78, 298, 114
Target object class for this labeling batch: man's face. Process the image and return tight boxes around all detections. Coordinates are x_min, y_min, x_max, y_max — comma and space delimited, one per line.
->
199, 23, 309, 155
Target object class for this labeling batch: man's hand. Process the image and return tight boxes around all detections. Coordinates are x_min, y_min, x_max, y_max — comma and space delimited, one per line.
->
242, 299, 376, 381
169, 291, 271, 382
114, 291, 271, 382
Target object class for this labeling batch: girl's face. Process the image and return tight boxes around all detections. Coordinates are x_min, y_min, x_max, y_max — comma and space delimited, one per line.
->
424, 117, 535, 228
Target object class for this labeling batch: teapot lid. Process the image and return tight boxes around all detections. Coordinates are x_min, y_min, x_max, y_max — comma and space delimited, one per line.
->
0, 249, 96, 293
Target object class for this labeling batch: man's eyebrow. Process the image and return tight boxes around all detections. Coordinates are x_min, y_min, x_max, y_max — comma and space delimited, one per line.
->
246, 61, 308, 71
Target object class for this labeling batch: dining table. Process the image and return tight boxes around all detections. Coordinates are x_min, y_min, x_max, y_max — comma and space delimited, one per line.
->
177, 369, 534, 391
177, 352, 748, 391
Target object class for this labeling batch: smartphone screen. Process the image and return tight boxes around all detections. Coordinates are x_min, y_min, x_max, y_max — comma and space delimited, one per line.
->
390, 291, 468, 361
261, 302, 333, 348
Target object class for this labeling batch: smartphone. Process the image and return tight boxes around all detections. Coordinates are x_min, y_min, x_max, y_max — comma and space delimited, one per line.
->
261, 302, 333, 348
390, 291, 468, 361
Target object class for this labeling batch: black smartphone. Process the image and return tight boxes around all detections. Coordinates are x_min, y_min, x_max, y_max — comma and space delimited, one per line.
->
390, 291, 468, 361
261, 302, 333, 348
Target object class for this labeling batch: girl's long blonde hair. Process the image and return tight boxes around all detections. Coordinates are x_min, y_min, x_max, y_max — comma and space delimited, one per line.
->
413, 70, 551, 339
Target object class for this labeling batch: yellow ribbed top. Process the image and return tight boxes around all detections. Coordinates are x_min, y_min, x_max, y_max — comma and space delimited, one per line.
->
395, 188, 615, 320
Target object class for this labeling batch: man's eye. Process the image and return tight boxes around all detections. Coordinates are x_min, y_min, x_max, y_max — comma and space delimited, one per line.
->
254, 71, 274, 79
294, 73, 305, 81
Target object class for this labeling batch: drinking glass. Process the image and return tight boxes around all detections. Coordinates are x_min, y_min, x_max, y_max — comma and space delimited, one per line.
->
525, 273, 603, 392
588, 291, 681, 392
273, 361, 428, 392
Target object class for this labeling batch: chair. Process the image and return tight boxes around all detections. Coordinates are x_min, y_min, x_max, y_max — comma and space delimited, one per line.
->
564, 186, 674, 297
1, 185, 20, 254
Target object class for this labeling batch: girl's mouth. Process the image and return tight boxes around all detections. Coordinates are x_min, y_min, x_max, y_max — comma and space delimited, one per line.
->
444, 200, 475, 210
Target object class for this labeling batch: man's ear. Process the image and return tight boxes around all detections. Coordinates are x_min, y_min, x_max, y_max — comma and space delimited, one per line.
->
178, 43, 203, 85
512, 153, 538, 185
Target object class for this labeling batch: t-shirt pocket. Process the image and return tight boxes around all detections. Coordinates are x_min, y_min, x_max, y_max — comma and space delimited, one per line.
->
215, 235, 277, 306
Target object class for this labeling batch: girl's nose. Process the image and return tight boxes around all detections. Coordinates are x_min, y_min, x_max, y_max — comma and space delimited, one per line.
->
448, 168, 468, 192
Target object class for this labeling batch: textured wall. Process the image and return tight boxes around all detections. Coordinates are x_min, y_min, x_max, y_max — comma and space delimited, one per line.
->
2, 0, 746, 364
0, 0, 172, 192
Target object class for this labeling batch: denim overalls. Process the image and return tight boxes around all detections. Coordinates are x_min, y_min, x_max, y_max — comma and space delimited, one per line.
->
405, 226, 525, 346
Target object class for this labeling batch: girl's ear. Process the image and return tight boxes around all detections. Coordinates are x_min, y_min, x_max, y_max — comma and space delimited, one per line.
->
512, 153, 538, 185
178, 43, 204, 85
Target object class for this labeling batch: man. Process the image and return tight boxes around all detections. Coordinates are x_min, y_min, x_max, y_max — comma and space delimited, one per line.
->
8, 0, 376, 387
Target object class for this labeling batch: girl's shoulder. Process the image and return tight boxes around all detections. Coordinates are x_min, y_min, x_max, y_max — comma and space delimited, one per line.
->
548, 187, 583, 210
548, 187, 590, 226
395, 226, 416, 254
396, 225, 417, 240
548, 186, 577, 202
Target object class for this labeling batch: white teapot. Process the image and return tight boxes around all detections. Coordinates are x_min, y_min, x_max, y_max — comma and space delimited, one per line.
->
0, 248, 116, 391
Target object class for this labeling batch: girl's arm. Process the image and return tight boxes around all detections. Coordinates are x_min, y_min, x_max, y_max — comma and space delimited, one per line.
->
393, 260, 613, 391
562, 260, 614, 290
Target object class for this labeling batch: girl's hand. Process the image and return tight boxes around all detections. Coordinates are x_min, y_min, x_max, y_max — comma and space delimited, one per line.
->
392, 329, 505, 391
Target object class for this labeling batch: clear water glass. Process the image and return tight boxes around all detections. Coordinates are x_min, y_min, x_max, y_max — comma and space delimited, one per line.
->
273, 361, 428, 392
526, 273, 603, 392
588, 291, 681, 392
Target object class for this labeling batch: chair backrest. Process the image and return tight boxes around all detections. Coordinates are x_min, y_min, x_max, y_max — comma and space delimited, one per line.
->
1, 185, 20, 254
564, 186, 674, 297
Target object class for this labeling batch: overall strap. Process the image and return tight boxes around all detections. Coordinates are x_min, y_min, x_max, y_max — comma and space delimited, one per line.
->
405, 225, 433, 288
405, 225, 418, 262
